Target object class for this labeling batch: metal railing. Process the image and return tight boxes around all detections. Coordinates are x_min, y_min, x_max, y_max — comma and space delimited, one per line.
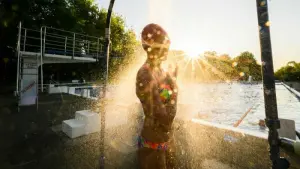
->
19, 26, 105, 60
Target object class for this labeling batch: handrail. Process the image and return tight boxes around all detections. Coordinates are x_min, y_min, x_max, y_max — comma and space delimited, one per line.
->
21, 27, 40, 32
22, 36, 40, 40
17, 25, 108, 95
42, 26, 104, 39
19, 26, 104, 60
44, 38, 67, 44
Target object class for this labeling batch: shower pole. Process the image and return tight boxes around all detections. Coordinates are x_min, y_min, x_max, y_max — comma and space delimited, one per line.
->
255, 0, 289, 168
100, 0, 115, 168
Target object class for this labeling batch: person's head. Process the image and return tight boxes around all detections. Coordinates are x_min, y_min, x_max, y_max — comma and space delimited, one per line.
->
141, 23, 170, 63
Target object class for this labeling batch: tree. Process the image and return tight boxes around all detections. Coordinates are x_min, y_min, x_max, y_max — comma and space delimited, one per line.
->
184, 51, 262, 82
233, 51, 261, 81
219, 54, 231, 61
0, 0, 137, 58
0, 0, 139, 83
275, 61, 300, 81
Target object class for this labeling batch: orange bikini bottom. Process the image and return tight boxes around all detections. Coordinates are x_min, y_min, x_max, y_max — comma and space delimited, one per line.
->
137, 136, 168, 151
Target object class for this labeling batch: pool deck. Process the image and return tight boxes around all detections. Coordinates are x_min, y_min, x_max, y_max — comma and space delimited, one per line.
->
0, 92, 299, 169
0, 93, 97, 168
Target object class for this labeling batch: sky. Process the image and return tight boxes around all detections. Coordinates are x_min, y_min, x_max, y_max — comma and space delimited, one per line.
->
96, 0, 300, 70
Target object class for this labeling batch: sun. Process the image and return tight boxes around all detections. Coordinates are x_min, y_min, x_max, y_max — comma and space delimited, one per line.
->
184, 48, 200, 59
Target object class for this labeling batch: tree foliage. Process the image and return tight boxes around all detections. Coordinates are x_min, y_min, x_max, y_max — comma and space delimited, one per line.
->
233, 51, 262, 81
175, 51, 262, 82
275, 61, 300, 81
0, 0, 138, 58
0, 0, 139, 83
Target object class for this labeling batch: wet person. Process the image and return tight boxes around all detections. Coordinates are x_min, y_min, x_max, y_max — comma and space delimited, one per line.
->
136, 23, 178, 169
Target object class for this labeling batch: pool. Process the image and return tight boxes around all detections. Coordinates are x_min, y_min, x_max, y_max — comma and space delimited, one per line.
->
178, 83, 300, 133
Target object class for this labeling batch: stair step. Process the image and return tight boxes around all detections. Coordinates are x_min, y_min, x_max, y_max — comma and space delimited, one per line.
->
22, 73, 38, 75
22, 67, 37, 70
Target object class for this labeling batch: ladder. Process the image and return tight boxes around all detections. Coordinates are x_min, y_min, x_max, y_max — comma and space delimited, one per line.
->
16, 22, 39, 109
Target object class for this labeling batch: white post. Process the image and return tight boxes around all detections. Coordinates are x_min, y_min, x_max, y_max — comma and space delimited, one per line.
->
97, 38, 99, 61
16, 22, 22, 95
73, 33, 75, 59
40, 27, 43, 91
65, 37, 68, 55
36, 54, 39, 111
87, 41, 90, 54
23, 29, 27, 51
41, 27, 46, 92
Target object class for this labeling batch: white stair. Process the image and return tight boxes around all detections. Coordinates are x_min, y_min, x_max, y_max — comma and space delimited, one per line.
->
62, 102, 143, 139
75, 110, 100, 134
62, 110, 100, 138
62, 119, 86, 139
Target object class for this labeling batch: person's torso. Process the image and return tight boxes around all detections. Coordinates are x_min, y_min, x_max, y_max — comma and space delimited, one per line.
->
139, 64, 177, 142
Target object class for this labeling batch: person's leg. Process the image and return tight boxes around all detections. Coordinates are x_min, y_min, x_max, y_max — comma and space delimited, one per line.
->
138, 147, 167, 169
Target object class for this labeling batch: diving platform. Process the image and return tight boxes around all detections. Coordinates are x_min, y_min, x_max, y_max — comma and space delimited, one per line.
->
15, 23, 105, 106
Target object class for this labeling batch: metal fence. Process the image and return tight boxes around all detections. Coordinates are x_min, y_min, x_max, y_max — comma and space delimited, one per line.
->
19, 26, 105, 60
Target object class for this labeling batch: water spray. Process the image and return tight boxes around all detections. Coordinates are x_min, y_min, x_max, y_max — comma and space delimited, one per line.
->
100, 0, 115, 168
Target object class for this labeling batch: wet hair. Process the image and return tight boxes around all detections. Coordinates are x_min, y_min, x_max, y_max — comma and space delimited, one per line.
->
141, 23, 170, 52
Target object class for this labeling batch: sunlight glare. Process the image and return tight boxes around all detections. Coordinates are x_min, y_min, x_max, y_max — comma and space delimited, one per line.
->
184, 48, 201, 59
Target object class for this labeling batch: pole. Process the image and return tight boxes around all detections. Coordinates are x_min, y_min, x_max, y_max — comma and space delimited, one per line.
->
16, 22, 22, 95
65, 37, 68, 55
73, 33, 75, 59
40, 27, 43, 93
97, 38, 99, 61
23, 29, 27, 51
41, 27, 46, 93
100, 0, 115, 168
255, 1, 289, 168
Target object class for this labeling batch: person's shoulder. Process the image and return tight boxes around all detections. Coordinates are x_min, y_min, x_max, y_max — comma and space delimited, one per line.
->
137, 64, 152, 81
137, 64, 150, 75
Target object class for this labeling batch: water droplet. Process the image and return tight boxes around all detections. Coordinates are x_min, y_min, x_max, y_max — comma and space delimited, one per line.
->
147, 47, 152, 52
147, 33, 152, 38
239, 72, 245, 77
265, 90, 271, 95
265, 21, 270, 27
232, 62, 238, 67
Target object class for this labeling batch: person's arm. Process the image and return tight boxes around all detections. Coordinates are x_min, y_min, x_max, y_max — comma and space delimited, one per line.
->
136, 68, 169, 125
166, 64, 179, 105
